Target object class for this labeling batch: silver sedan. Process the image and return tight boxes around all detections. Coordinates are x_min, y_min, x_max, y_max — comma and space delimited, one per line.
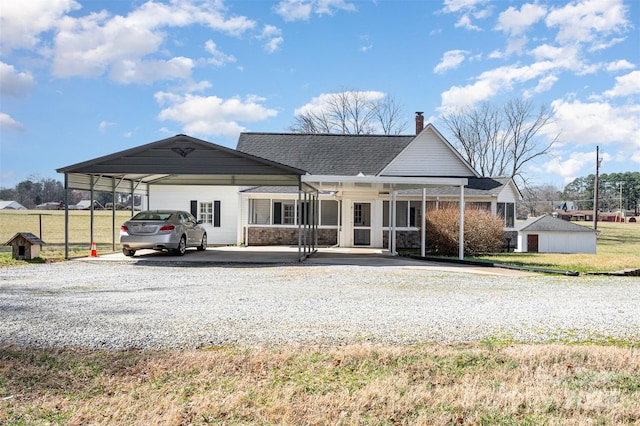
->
120, 210, 207, 257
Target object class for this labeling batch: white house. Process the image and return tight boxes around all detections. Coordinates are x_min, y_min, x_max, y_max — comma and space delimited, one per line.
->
147, 116, 520, 250
515, 215, 598, 254
57, 115, 521, 258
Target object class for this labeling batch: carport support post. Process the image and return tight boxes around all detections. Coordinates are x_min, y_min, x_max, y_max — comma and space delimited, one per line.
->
130, 180, 135, 217
64, 173, 69, 259
459, 184, 465, 260
112, 178, 116, 252
297, 182, 302, 261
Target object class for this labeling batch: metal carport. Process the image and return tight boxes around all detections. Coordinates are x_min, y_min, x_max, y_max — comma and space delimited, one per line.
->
56, 134, 317, 260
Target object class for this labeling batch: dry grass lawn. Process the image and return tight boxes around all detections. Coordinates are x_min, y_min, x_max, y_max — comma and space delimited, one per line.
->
1, 343, 639, 425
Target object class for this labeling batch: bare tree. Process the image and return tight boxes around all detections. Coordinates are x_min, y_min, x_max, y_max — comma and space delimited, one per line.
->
442, 98, 558, 189
289, 90, 408, 135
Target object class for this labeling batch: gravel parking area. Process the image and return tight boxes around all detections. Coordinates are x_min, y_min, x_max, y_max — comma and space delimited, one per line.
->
1, 260, 639, 349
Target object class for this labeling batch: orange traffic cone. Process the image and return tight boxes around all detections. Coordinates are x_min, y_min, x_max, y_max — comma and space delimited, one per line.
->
90, 241, 98, 257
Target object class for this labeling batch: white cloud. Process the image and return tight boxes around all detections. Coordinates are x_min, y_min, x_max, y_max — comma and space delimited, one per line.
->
0, 112, 26, 132
546, 0, 630, 48
359, 36, 372, 53
603, 71, 640, 97
50, 1, 255, 82
542, 151, 611, 184
530, 44, 581, 69
204, 40, 236, 67
274, 0, 313, 21
99, 120, 115, 132
0, 62, 36, 97
110, 57, 194, 84
524, 74, 559, 97
605, 60, 635, 72
315, 0, 357, 16
434, 50, 467, 74
546, 100, 640, 156
439, 62, 557, 112
441, 0, 489, 31
274, 0, 355, 21
259, 25, 284, 53
155, 92, 278, 137
496, 3, 546, 36
441, 0, 488, 14
455, 14, 481, 31
0, 0, 80, 54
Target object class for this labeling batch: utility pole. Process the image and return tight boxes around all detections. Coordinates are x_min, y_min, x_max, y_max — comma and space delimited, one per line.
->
593, 146, 602, 230
619, 181, 624, 222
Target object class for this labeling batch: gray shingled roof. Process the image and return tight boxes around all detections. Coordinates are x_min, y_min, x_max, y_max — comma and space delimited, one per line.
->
397, 177, 512, 197
236, 133, 414, 175
516, 215, 598, 233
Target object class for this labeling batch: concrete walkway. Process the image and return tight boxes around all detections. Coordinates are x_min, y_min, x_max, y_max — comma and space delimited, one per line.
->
81, 246, 534, 277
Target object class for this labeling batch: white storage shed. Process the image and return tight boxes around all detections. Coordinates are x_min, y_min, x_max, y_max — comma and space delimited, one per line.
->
515, 215, 598, 254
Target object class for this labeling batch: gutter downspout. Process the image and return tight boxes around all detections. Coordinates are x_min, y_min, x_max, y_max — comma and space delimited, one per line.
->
421, 188, 426, 257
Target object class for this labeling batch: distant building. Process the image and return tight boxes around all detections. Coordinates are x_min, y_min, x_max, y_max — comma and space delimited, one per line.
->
0, 200, 27, 210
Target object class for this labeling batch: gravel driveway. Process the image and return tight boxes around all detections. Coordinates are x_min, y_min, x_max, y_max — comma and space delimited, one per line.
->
1, 260, 639, 349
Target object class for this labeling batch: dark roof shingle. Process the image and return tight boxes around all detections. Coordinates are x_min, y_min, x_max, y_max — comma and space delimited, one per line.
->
516, 215, 598, 233
237, 133, 414, 175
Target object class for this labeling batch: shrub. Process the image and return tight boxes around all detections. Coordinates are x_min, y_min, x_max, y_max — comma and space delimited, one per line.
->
425, 207, 504, 256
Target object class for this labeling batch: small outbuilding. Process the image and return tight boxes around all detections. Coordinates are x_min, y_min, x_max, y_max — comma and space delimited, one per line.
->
0, 200, 27, 210
515, 215, 598, 254
5, 232, 46, 260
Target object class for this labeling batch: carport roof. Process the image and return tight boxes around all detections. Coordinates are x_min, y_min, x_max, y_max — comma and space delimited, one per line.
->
57, 134, 308, 190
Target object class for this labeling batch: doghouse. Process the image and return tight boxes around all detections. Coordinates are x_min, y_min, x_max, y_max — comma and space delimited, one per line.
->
5, 232, 46, 260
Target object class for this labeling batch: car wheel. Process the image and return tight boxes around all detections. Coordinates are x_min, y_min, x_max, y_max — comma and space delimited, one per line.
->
173, 235, 187, 256
122, 248, 135, 257
197, 233, 207, 251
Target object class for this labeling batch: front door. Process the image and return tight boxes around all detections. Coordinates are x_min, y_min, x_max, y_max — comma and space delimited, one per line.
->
353, 202, 371, 246
527, 234, 539, 252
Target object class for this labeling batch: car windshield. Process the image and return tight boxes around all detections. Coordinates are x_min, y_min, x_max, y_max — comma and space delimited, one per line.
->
131, 212, 173, 221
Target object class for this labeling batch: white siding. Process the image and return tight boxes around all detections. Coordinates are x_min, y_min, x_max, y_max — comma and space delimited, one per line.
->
517, 231, 596, 254
149, 185, 239, 245
496, 182, 519, 203
381, 127, 476, 177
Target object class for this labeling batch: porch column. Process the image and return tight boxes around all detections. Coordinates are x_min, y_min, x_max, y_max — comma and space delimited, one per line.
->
459, 184, 465, 260
387, 194, 393, 251
391, 191, 397, 255
297, 181, 302, 261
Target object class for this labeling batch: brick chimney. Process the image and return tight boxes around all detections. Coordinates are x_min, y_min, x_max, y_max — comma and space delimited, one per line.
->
415, 112, 424, 135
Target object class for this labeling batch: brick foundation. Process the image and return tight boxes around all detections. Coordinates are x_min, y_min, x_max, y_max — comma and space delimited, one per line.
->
247, 227, 338, 246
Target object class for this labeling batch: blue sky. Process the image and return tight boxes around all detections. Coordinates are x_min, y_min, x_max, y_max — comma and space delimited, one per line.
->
1, 0, 638, 190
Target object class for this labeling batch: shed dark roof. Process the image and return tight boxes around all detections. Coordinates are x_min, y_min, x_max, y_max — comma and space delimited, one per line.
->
5, 232, 46, 246
237, 133, 414, 176
516, 215, 598, 233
